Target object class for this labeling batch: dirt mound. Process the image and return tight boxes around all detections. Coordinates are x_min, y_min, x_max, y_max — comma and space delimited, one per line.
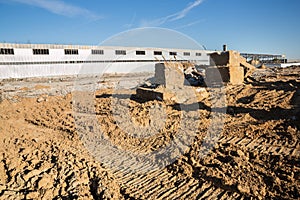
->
0, 97, 123, 199
0, 67, 299, 199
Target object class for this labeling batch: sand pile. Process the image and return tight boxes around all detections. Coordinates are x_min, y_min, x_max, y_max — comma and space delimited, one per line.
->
0, 67, 299, 199
0, 96, 123, 199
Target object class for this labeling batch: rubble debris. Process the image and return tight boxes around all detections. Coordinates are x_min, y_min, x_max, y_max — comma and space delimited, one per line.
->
257, 63, 267, 69
137, 62, 204, 103
183, 65, 204, 86
137, 50, 257, 103
207, 50, 256, 85
250, 59, 261, 67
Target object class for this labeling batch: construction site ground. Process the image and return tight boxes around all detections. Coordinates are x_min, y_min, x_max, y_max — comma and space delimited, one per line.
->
0, 67, 299, 199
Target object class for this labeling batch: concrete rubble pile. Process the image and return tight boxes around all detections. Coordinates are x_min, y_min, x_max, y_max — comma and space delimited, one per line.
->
206, 50, 256, 85
136, 50, 256, 102
136, 62, 205, 103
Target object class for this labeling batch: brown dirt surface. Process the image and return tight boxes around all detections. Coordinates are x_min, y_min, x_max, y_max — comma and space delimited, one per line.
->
0, 67, 299, 199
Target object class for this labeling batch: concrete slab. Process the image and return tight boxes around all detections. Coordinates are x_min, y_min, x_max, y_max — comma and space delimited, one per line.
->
155, 63, 184, 89
229, 66, 244, 84
205, 66, 244, 85
136, 87, 163, 101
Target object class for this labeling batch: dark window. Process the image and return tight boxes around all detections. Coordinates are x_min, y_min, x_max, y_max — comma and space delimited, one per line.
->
91, 49, 104, 55
196, 52, 202, 56
183, 52, 190, 56
169, 52, 177, 56
115, 50, 126, 55
64, 49, 78, 55
0, 48, 14, 55
136, 50, 146, 55
33, 49, 49, 55
154, 51, 162, 55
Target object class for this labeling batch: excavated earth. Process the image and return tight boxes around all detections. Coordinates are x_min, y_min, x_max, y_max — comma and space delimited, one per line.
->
0, 67, 299, 199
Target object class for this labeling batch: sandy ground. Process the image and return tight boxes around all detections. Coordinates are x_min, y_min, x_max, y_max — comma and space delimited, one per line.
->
0, 68, 299, 199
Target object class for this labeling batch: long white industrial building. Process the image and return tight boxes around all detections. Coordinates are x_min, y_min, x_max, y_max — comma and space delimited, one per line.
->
0, 43, 213, 79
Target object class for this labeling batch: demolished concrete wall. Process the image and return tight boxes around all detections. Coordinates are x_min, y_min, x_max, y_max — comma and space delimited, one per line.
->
205, 65, 244, 85
229, 66, 245, 84
207, 50, 256, 85
210, 51, 242, 67
154, 62, 184, 89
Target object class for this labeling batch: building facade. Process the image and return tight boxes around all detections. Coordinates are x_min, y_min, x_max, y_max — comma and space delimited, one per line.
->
0, 43, 212, 79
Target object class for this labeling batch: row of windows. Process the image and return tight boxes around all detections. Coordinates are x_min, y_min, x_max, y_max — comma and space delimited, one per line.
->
106, 50, 201, 56
0, 48, 14, 55
0, 59, 204, 65
0, 48, 203, 56
91, 49, 104, 55
33, 49, 49, 55
64, 49, 79, 55
115, 50, 126, 55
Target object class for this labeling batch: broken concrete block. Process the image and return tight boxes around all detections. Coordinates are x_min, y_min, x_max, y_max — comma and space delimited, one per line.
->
229, 66, 244, 84
209, 50, 247, 67
205, 66, 244, 85
155, 63, 184, 89
205, 66, 229, 85
207, 50, 257, 84
209, 52, 229, 66
210, 51, 240, 66
240, 60, 256, 77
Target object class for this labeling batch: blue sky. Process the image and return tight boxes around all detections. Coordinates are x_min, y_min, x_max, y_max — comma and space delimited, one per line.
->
0, 0, 299, 59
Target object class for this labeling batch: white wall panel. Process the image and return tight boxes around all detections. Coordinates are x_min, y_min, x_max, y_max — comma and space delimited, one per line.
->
0, 43, 210, 79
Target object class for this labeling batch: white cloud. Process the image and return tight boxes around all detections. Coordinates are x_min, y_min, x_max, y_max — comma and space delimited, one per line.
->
171, 0, 204, 21
123, 13, 136, 29
10, 0, 101, 20
140, 0, 205, 27
174, 19, 205, 30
